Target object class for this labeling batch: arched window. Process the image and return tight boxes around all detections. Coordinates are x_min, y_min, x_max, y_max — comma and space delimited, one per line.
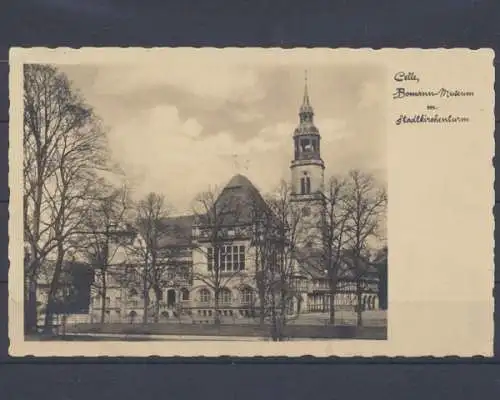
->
128, 310, 137, 324
300, 172, 311, 195
181, 288, 189, 301
199, 288, 211, 304
240, 287, 254, 305
221, 288, 232, 305
129, 288, 138, 297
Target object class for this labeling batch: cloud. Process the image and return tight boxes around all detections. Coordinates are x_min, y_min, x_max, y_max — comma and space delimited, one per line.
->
91, 63, 265, 105
357, 80, 384, 109
254, 118, 347, 154
106, 102, 357, 214
182, 118, 203, 138
232, 109, 265, 123
61, 62, 386, 214
108, 105, 291, 211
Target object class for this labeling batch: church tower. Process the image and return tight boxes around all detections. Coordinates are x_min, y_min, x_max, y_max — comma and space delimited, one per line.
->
290, 73, 325, 247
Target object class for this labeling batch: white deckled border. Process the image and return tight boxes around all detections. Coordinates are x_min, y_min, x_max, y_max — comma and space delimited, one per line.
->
8, 47, 495, 357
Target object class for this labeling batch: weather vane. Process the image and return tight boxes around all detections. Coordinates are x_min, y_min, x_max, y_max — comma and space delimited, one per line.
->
232, 154, 249, 173
232, 154, 240, 172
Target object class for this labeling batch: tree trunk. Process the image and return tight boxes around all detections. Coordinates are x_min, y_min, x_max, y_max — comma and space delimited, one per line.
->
25, 248, 41, 333
329, 284, 336, 325
44, 244, 64, 333
153, 286, 162, 323
258, 300, 266, 326
214, 290, 220, 326
270, 289, 286, 342
356, 280, 363, 327
142, 255, 149, 324
278, 291, 288, 342
100, 231, 110, 325
270, 296, 278, 342
255, 253, 266, 327
257, 280, 266, 327
24, 274, 38, 333
100, 268, 107, 324
142, 291, 149, 324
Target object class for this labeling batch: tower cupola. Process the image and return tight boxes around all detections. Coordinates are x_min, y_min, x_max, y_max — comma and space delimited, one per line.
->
291, 72, 324, 169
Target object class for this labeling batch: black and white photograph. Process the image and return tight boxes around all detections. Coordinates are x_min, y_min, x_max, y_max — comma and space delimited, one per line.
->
8, 48, 493, 357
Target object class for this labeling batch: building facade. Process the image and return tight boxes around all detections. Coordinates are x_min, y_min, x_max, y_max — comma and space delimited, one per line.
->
45, 78, 384, 325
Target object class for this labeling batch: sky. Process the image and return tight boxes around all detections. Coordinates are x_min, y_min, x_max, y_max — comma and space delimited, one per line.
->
58, 58, 387, 215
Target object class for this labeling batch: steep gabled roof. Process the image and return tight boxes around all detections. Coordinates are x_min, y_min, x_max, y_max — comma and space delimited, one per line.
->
157, 215, 195, 247
294, 247, 379, 280
226, 174, 255, 189
198, 174, 270, 227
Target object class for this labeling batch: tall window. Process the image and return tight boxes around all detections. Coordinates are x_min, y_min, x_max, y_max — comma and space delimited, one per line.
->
181, 288, 189, 301
199, 288, 211, 304
207, 245, 245, 271
241, 287, 254, 305
300, 176, 311, 194
207, 247, 214, 270
221, 288, 232, 305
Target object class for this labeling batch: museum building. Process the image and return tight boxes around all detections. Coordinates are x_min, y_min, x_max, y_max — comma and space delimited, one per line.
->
84, 79, 382, 324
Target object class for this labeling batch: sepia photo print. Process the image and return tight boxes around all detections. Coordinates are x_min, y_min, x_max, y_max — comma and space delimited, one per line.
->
9, 48, 494, 357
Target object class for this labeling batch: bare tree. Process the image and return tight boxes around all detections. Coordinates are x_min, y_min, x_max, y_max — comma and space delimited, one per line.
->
374, 246, 388, 310
262, 181, 303, 341
343, 170, 387, 327
319, 176, 352, 324
77, 185, 133, 324
23, 64, 111, 332
132, 192, 173, 323
250, 198, 277, 327
191, 185, 248, 326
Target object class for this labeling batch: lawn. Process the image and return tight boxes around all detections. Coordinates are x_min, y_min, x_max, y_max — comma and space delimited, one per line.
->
26, 311, 387, 341
59, 321, 386, 340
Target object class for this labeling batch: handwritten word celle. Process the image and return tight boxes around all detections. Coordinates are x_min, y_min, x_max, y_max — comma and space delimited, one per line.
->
393, 71, 420, 83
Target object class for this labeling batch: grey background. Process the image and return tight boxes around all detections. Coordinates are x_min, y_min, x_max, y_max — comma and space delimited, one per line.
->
0, 0, 499, 399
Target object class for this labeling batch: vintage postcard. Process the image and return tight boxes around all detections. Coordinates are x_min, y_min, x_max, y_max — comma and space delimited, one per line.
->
8, 48, 494, 357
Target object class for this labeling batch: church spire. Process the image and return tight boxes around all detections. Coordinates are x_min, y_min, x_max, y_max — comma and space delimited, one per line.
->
303, 70, 310, 105
300, 70, 314, 115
